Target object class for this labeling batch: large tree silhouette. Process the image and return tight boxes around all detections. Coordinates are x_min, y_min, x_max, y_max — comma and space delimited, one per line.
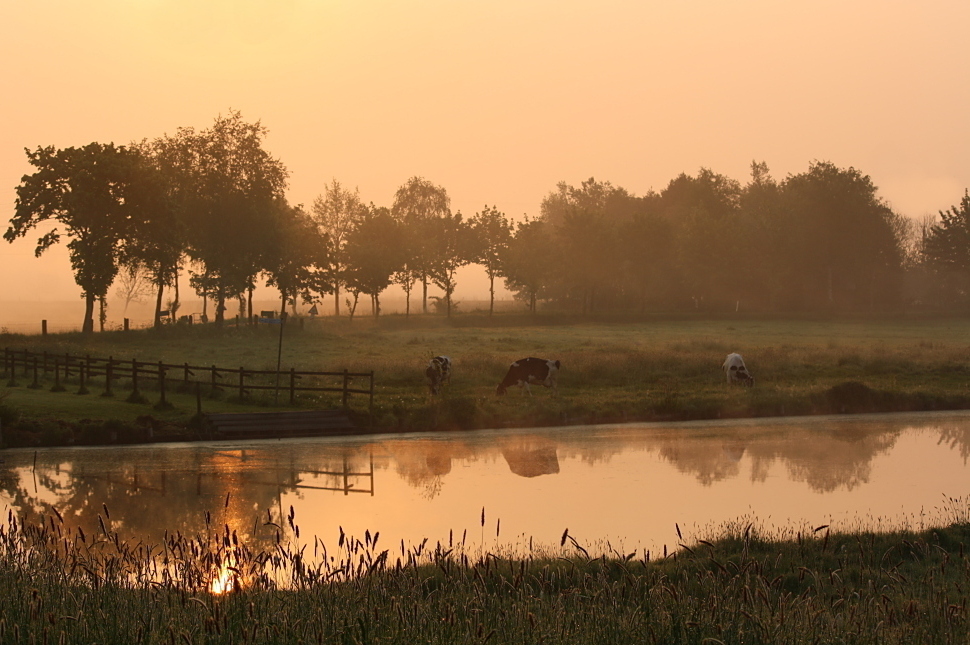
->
343, 206, 405, 317
6, 142, 140, 333
391, 177, 450, 314
311, 180, 365, 316
179, 111, 288, 325
780, 161, 904, 309
469, 205, 513, 316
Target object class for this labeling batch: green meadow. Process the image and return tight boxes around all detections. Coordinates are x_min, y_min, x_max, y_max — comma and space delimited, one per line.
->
3, 314, 970, 443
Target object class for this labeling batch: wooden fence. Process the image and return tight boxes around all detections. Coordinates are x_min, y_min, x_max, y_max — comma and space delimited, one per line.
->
1, 348, 374, 416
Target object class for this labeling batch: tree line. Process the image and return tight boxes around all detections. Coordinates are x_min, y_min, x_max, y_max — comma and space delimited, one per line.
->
5, 112, 970, 333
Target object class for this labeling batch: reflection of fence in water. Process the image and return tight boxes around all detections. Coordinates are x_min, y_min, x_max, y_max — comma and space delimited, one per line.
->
66, 451, 376, 499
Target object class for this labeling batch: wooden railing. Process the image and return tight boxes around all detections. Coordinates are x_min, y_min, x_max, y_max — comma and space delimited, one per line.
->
2, 348, 374, 415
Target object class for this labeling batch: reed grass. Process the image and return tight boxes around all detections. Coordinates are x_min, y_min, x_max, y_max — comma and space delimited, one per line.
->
1, 499, 969, 644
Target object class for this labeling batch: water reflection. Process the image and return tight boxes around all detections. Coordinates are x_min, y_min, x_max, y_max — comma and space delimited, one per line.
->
1, 412, 969, 558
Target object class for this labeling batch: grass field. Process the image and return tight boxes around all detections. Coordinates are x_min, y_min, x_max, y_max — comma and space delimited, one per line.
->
3, 313, 970, 442
3, 315, 969, 642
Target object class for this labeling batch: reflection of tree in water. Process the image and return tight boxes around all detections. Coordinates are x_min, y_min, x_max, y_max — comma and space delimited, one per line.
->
934, 423, 970, 464
652, 421, 905, 492
769, 424, 900, 493
656, 438, 746, 486
3, 415, 967, 545
0, 447, 330, 554
380, 439, 474, 499
556, 428, 627, 467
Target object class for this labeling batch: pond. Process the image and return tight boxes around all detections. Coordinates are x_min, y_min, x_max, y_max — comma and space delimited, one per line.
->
2, 411, 968, 561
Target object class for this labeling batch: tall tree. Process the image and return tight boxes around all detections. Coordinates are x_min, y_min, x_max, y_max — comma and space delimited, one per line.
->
311, 179, 365, 316
780, 161, 904, 309
262, 201, 330, 317
343, 206, 405, 317
391, 177, 450, 313
468, 205, 513, 316
540, 178, 637, 313
125, 138, 187, 327
619, 208, 676, 312
427, 211, 475, 318
659, 168, 743, 309
501, 217, 553, 313
922, 190, 970, 306
181, 111, 288, 325
6, 143, 139, 333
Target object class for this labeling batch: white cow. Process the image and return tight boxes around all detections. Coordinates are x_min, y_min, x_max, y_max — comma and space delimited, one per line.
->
722, 353, 754, 386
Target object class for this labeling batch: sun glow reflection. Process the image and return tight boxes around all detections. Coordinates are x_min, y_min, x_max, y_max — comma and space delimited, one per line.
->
209, 557, 240, 595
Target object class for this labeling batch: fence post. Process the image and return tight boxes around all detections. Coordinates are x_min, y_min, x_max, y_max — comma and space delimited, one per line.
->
51, 358, 64, 392
342, 369, 349, 408
77, 362, 89, 395
124, 318, 129, 331
103, 357, 114, 397
369, 370, 375, 424
211, 365, 218, 393
157, 361, 168, 408
131, 359, 139, 397
28, 356, 40, 389
41, 320, 47, 336
184, 363, 190, 387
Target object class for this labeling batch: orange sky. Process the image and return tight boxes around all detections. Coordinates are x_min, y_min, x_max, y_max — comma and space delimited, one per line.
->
2, 0, 969, 307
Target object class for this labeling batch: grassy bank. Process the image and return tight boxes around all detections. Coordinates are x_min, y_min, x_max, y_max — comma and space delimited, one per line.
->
3, 314, 970, 445
1, 501, 968, 644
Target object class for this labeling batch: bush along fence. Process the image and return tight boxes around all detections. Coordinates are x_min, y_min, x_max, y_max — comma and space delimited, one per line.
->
1, 347, 374, 417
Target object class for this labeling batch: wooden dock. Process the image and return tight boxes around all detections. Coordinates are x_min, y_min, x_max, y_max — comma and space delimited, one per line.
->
204, 410, 358, 440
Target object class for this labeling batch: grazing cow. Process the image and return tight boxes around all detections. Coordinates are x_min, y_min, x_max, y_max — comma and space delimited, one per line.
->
722, 353, 754, 386
496, 357, 560, 396
425, 356, 452, 395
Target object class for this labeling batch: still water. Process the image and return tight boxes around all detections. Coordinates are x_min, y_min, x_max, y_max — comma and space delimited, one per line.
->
2, 411, 968, 558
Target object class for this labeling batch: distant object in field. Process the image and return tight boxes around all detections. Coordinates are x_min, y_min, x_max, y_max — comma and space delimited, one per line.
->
426, 355, 452, 395
723, 353, 754, 386
497, 357, 560, 396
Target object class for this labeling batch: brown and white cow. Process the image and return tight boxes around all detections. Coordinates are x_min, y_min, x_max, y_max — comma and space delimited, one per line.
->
426, 355, 452, 395
722, 353, 754, 386
496, 357, 560, 395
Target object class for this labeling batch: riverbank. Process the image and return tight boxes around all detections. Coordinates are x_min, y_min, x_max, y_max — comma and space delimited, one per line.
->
2, 502, 967, 644
3, 315, 970, 448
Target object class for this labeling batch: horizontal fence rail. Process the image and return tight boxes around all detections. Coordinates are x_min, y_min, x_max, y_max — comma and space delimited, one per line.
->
2, 347, 374, 417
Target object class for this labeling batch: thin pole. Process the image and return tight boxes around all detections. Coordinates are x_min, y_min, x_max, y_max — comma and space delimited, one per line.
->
274, 311, 287, 404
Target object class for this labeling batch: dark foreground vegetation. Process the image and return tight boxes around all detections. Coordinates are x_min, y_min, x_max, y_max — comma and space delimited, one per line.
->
1, 501, 968, 644
3, 315, 970, 448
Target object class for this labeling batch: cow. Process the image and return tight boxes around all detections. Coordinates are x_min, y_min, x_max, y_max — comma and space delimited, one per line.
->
722, 353, 754, 386
425, 355, 452, 395
496, 357, 560, 396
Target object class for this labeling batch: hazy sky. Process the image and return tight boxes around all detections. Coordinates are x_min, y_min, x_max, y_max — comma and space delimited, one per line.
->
2, 0, 969, 304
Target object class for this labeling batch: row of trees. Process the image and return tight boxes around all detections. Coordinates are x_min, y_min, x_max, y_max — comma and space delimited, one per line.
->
6, 112, 970, 332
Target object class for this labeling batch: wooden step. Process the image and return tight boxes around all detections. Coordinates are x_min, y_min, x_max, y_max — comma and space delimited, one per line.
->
205, 410, 356, 439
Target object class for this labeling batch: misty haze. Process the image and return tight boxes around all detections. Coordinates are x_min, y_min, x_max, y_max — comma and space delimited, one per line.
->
2, 1, 969, 642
